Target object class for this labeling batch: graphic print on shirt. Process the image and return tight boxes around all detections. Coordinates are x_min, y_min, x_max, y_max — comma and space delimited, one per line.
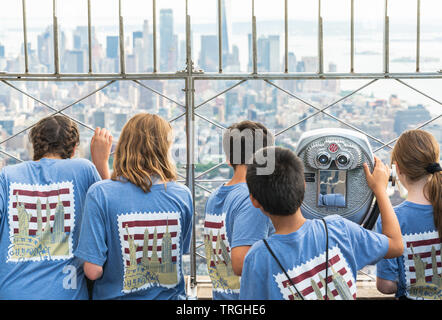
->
403, 231, 442, 300
274, 245, 356, 300
203, 213, 240, 294
118, 212, 181, 293
7, 181, 75, 262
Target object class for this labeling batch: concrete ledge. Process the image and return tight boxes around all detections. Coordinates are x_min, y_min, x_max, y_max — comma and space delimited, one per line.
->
185, 276, 395, 300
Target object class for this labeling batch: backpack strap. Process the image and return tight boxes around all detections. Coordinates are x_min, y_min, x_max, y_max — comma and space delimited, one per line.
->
263, 238, 304, 300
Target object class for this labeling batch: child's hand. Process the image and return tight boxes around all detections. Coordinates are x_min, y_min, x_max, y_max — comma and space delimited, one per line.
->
91, 127, 113, 164
363, 156, 391, 195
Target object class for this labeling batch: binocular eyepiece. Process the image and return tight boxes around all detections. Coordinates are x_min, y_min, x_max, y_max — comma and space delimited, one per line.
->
296, 128, 379, 228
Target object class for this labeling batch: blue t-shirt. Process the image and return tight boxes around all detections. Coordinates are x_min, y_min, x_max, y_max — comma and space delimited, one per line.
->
0, 158, 101, 300
376, 201, 440, 300
74, 179, 193, 300
203, 182, 275, 300
240, 215, 389, 300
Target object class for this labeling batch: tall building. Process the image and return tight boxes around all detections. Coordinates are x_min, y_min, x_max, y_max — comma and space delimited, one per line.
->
63, 50, 84, 73
73, 26, 94, 50
268, 35, 280, 71
0, 44, 4, 58
106, 36, 119, 59
394, 104, 431, 135
160, 9, 177, 72
93, 111, 106, 128
132, 31, 143, 49
106, 36, 119, 73
220, 0, 230, 65
199, 35, 218, 72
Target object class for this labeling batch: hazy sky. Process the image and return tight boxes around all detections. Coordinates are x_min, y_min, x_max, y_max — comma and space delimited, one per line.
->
1, 0, 442, 28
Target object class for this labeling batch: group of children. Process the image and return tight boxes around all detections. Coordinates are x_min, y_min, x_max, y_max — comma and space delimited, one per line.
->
0, 113, 440, 300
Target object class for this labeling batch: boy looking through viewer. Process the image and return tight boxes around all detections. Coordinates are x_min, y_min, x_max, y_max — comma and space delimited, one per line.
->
240, 147, 403, 300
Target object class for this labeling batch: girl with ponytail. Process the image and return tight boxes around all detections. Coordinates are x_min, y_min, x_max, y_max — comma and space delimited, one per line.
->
376, 129, 442, 300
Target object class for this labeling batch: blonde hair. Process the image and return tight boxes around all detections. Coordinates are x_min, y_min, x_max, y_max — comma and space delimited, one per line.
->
111, 113, 177, 193
391, 129, 442, 239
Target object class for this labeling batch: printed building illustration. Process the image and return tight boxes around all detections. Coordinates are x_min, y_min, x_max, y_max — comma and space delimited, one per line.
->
122, 214, 179, 293
408, 244, 442, 299
276, 246, 357, 300
9, 184, 73, 262
203, 214, 240, 293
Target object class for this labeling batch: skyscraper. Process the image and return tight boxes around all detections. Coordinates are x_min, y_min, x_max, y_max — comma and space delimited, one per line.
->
160, 9, 177, 72
106, 36, 119, 59
220, 0, 230, 66
132, 31, 143, 49
63, 50, 85, 73
199, 35, 218, 72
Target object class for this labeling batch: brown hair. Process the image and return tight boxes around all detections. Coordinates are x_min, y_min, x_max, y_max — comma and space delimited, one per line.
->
111, 113, 177, 193
222, 120, 274, 170
391, 129, 442, 239
29, 115, 79, 161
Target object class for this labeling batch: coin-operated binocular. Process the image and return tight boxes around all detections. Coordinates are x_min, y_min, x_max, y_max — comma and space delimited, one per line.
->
296, 128, 383, 229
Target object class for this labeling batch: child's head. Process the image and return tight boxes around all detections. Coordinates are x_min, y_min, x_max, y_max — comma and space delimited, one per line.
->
392, 129, 441, 237
111, 113, 177, 192
222, 120, 274, 170
29, 115, 79, 161
246, 146, 305, 216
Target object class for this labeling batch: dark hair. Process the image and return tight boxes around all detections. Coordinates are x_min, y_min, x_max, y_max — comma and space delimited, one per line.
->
222, 120, 274, 170
29, 115, 80, 161
246, 146, 305, 216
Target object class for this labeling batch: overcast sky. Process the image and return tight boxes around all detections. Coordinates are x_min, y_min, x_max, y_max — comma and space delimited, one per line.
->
1, 0, 441, 28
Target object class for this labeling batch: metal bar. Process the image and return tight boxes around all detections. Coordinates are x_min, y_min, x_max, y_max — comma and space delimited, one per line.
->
416, 0, 421, 72
195, 161, 227, 179
372, 78, 442, 152
53, 0, 60, 75
252, 0, 257, 74
87, 0, 93, 73
350, 0, 354, 73
318, 0, 324, 74
2, 72, 442, 82
272, 79, 378, 136
395, 79, 442, 106
284, 0, 288, 73
0, 149, 23, 163
195, 182, 213, 194
218, 0, 223, 73
195, 79, 247, 109
195, 113, 226, 131
168, 111, 186, 123
384, 0, 389, 74
132, 80, 185, 108
21, 0, 29, 73
183, 2, 197, 292
373, 113, 442, 153
265, 79, 389, 148
1, 80, 95, 132
152, 0, 157, 73
0, 81, 115, 147
118, 0, 126, 75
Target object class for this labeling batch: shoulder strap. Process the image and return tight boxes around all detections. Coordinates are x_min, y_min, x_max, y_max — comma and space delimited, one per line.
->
263, 239, 304, 300
321, 218, 329, 300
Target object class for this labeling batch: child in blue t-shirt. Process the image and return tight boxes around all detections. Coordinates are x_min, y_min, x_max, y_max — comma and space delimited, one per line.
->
74, 113, 193, 300
240, 147, 403, 300
376, 129, 442, 300
204, 121, 275, 300
0, 115, 109, 300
